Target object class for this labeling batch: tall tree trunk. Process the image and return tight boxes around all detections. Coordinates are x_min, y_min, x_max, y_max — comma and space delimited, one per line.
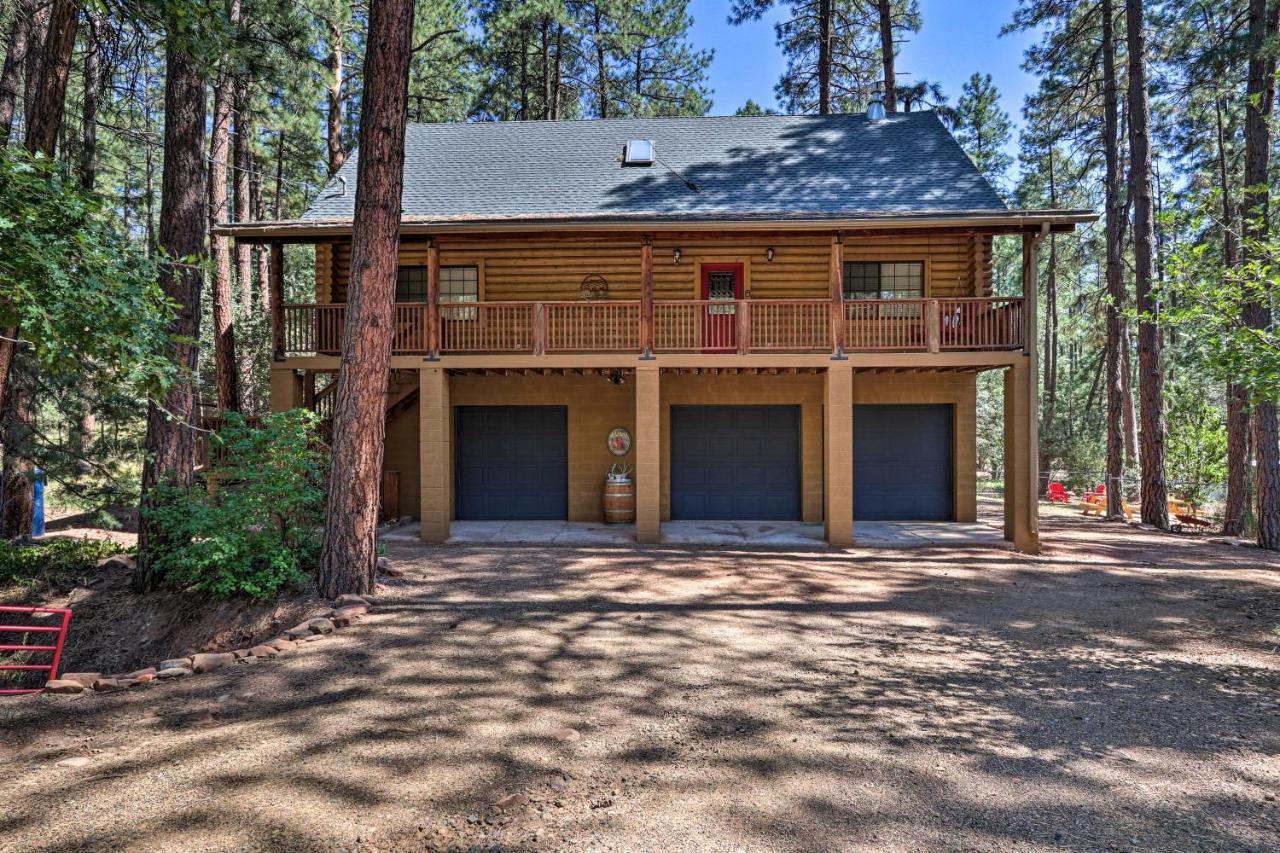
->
1039, 149, 1059, 495
21, 0, 50, 119
326, 17, 345, 175
79, 12, 99, 191
135, 46, 207, 591
540, 16, 551, 119
0, 0, 78, 540
233, 78, 253, 315
254, 166, 269, 311
317, 0, 415, 597
594, 6, 608, 118
209, 15, 241, 414
1243, 0, 1280, 550
1126, 0, 1168, 528
274, 128, 285, 218
1213, 71, 1250, 535
1102, 0, 1126, 518
877, 0, 896, 112
0, 0, 37, 142
818, 0, 832, 114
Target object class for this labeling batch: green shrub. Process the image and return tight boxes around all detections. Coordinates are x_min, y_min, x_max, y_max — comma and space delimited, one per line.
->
144, 410, 328, 599
0, 537, 127, 585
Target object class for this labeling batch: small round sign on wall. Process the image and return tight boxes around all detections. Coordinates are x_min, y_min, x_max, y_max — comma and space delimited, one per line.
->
607, 426, 632, 456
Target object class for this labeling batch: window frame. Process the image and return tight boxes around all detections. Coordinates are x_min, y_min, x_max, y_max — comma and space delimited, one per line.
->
396, 264, 481, 319
841, 260, 926, 301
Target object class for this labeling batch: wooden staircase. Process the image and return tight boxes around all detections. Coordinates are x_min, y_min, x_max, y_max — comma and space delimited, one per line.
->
306, 369, 420, 436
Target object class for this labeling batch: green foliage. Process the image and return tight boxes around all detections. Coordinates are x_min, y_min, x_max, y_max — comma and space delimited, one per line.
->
1164, 378, 1228, 508
954, 72, 1013, 190
143, 411, 328, 599
0, 538, 128, 586
0, 148, 173, 396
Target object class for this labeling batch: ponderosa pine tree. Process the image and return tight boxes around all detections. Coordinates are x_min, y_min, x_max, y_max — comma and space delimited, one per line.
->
1126, 0, 1169, 528
209, 0, 242, 414
135, 19, 210, 591
316, 0, 416, 597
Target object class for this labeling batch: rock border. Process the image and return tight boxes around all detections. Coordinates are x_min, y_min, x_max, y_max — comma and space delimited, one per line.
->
41, 591, 378, 696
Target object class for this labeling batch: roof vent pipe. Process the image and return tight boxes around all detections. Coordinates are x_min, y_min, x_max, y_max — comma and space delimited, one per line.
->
866, 85, 886, 121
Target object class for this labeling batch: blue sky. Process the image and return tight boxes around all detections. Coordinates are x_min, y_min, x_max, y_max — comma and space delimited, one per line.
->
688, 0, 1038, 138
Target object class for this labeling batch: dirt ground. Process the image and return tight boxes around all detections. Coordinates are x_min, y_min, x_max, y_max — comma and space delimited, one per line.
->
2, 507, 1278, 852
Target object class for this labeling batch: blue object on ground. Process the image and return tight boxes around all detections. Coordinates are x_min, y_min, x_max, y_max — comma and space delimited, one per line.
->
32, 468, 44, 537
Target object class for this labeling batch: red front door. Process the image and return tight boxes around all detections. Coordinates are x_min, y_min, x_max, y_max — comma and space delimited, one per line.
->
700, 263, 744, 352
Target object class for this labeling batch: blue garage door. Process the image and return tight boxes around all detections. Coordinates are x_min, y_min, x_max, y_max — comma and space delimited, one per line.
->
670, 405, 801, 520
854, 404, 953, 521
455, 406, 568, 520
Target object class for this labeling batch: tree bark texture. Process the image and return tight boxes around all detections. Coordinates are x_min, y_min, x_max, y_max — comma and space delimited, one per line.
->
233, 78, 253, 315
21, 0, 49, 119
326, 17, 345, 175
23, 0, 76, 156
316, 0, 416, 598
1101, 0, 1126, 518
0, 0, 37, 143
1243, 0, 1280, 549
877, 0, 896, 112
135, 47, 207, 590
1125, 0, 1169, 528
79, 11, 99, 191
818, 0, 832, 114
209, 37, 241, 413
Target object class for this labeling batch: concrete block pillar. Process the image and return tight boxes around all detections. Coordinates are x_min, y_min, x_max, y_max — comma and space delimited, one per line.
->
270, 367, 304, 412
1003, 360, 1040, 553
824, 364, 854, 547
635, 365, 661, 543
419, 366, 451, 543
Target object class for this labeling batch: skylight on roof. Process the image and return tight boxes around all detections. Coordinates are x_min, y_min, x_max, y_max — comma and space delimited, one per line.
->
622, 139, 654, 167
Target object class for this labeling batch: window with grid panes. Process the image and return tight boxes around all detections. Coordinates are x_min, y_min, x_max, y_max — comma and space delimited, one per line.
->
397, 265, 479, 319
842, 261, 924, 300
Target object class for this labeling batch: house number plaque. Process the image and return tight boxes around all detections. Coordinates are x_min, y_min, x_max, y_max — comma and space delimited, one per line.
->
607, 427, 632, 456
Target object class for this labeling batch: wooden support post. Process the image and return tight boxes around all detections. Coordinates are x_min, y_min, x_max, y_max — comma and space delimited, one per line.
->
303, 370, 317, 410
426, 237, 440, 358
737, 300, 750, 354
635, 365, 660, 543
829, 233, 846, 357
270, 241, 285, 359
640, 235, 654, 357
1023, 225, 1045, 504
926, 298, 941, 353
419, 366, 450, 543
269, 367, 303, 412
824, 364, 854, 546
533, 302, 547, 356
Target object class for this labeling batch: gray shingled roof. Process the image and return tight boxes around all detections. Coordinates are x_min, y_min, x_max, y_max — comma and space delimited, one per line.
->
302, 112, 1008, 224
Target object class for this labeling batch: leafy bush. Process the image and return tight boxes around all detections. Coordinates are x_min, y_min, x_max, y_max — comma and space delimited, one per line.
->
144, 410, 328, 599
0, 537, 127, 586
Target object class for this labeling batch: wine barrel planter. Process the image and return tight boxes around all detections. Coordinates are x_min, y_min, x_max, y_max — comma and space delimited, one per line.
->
603, 478, 635, 524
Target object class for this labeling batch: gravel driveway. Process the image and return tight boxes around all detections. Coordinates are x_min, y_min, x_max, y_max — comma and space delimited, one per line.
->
3, 509, 1279, 852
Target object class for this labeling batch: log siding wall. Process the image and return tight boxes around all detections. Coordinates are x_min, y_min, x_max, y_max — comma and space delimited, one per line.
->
312, 233, 994, 303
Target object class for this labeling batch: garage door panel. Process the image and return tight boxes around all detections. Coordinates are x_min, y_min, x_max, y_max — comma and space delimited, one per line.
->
854, 404, 952, 521
455, 406, 568, 520
671, 405, 801, 521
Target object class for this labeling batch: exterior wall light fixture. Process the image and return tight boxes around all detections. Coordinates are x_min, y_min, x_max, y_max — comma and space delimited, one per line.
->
672, 247, 682, 264
766, 247, 775, 262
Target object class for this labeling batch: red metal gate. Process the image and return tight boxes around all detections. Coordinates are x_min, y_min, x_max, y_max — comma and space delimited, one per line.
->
0, 605, 72, 695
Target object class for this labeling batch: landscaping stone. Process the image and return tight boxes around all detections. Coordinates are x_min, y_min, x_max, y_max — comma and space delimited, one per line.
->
127, 667, 157, 680
494, 794, 529, 811
158, 658, 192, 671
191, 653, 236, 674
268, 637, 298, 652
233, 649, 254, 659
92, 677, 139, 692
155, 667, 192, 680
284, 624, 314, 640
336, 593, 373, 607
331, 605, 366, 627
377, 556, 404, 578
43, 680, 85, 694
248, 644, 279, 658
551, 727, 581, 743
60, 672, 101, 688
305, 617, 335, 635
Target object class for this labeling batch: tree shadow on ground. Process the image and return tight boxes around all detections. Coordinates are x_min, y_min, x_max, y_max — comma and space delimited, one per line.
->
2, 516, 1278, 851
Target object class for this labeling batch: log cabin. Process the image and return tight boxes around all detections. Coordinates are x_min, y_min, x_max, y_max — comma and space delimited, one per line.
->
218, 108, 1093, 552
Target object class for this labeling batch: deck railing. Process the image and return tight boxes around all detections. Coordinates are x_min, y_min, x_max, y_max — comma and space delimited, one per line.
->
276, 297, 1024, 357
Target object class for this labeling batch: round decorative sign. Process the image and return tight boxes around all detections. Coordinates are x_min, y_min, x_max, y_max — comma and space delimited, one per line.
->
607, 426, 632, 456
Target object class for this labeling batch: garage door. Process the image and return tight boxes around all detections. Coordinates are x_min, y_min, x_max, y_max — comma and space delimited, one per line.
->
670, 405, 801, 520
854, 404, 953, 521
455, 406, 568, 520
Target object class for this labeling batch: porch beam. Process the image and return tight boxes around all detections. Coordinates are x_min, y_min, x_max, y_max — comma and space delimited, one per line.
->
426, 237, 440, 358
829, 233, 846, 357
635, 365, 660, 543
270, 241, 285, 359
824, 364, 854, 546
419, 366, 450, 543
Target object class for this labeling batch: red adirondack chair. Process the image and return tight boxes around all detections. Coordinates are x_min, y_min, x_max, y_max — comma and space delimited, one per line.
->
1046, 482, 1074, 503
